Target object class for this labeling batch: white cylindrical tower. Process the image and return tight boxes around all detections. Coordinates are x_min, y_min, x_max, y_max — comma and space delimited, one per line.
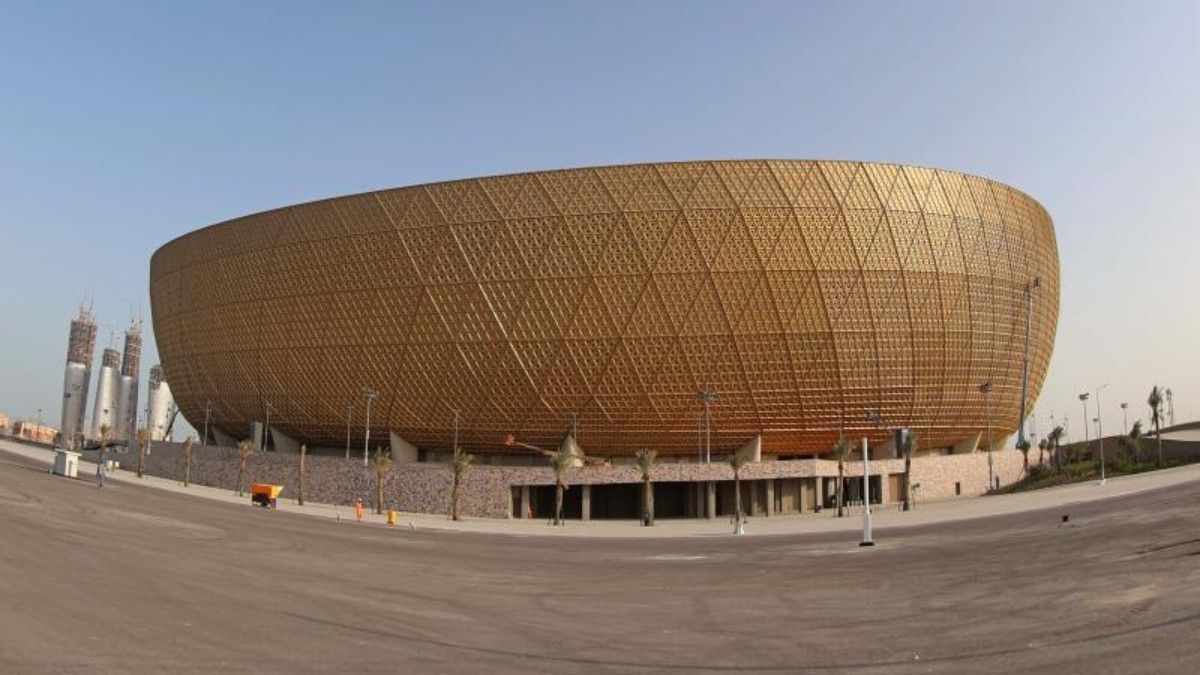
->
147, 365, 175, 441
91, 348, 120, 438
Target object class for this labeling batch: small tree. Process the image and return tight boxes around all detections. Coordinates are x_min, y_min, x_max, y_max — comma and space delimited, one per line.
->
832, 436, 852, 517
298, 443, 307, 506
1148, 386, 1164, 467
1037, 437, 1048, 466
1118, 420, 1144, 464
449, 447, 474, 521
235, 439, 255, 496
635, 449, 657, 526
136, 426, 150, 478
181, 436, 194, 487
729, 445, 753, 528
901, 431, 917, 511
372, 446, 392, 515
1016, 437, 1032, 475
548, 446, 575, 526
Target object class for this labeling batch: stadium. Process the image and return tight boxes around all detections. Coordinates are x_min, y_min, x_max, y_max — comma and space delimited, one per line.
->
151, 160, 1056, 461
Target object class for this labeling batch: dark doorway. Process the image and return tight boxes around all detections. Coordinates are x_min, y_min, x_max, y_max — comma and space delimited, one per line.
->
530, 485, 582, 520
591, 483, 640, 519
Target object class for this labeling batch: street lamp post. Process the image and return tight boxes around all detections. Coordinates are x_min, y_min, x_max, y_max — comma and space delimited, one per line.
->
202, 399, 211, 446
698, 389, 715, 463
362, 388, 378, 467
262, 401, 273, 453
1095, 384, 1108, 485
1017, 277, 1041, 448
1079, 392, 1090, 451
979, 382, 993, 491
862, 410, 883, 547
1120, 402, 1128, 436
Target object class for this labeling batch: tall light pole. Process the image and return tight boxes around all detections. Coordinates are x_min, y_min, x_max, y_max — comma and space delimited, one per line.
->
345, 404, 353, 459
1079, 392, 1090, 450
1095, 384, 1108, 485
362, 388, 378, 467
862, 410, 883, 547
1120, 402, 1129, 436
452, 408, 460, 453
1165, 388, 1175, 427
202, 399, 211, 446
262, 401, 274, 453
1017, 277, 1041, 448
698, 389, 715, 463
979, 381, 993, 491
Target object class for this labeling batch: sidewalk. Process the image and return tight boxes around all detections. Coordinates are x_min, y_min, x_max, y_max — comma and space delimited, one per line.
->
4, 438, 1198, 538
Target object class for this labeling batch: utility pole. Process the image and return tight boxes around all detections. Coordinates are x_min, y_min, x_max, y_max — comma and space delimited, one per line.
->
262, 401, 274, 453
979, 382, 993, 491
202, 399, 211, 446
1079, 392, 1090, 450
1095, 385, 1108, 485
1017, 277, 1040, 448
362, 388, 378, 467
862, 410, 883, 547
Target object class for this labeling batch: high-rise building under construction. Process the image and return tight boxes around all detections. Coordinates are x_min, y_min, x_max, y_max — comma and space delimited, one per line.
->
59, 305, 97, 448
116, 319, 142, 442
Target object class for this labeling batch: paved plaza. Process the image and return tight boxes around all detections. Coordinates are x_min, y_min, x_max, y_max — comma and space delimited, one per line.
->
2, 442, 1199, 673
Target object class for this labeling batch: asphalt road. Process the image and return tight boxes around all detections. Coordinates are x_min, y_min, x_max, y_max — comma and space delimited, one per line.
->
2, 450, 1198, 674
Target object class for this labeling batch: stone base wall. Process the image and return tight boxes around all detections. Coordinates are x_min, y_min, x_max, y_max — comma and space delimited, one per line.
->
92, 442, 1035, 519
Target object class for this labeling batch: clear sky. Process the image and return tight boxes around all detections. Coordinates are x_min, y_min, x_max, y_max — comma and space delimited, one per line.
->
1, 1, 1196, 443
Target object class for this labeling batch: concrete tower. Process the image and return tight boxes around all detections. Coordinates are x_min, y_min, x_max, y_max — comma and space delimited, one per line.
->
59, 304, 97, 448
147, 364, 175, 441
117, 318, 142, 443
92, 346, 120, 439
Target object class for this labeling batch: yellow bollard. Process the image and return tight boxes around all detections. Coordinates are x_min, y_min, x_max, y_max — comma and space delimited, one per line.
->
387, 509, 397, 526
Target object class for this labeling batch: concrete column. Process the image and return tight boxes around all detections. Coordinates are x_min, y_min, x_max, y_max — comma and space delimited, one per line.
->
389, 432, 419, 463
705, 481, 716, 519
765, 480, 775, 517
519, 485, 530, 519
581, 484, 591, 521
814, 476, 825, 511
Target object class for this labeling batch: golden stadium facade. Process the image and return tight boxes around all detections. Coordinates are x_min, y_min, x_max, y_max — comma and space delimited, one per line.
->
150, 160, 1058, 457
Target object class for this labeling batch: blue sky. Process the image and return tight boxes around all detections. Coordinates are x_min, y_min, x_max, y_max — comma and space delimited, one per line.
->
1, 1, 1196, 441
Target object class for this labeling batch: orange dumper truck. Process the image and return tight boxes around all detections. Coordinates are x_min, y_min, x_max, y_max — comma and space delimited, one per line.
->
250, 483, 284, 509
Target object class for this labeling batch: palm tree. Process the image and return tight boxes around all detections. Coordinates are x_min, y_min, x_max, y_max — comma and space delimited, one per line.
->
729, 445, 753, 531
136, 426, 150, 478
832, 436, 852, 517
901, 431, 917, 511
548, 446, 574, 526
96, 423, 111, 475
1047, 425, 1065, 468
298, 443, 307, 506
371, 446, 392, 515
1148, 386, 1165, 467
181, 436, 194, 487
449, 447, 474, 521
1037, 437, 1048, 466
235, 439, 255, 496
1016, 437, 1032, 475
635, 449, 657, 526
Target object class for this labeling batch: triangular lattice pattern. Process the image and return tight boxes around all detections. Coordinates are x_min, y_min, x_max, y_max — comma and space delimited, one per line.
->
150, 160, 1059, 456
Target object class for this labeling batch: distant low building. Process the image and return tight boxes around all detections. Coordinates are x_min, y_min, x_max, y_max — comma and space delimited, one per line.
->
12, 421, 58, 445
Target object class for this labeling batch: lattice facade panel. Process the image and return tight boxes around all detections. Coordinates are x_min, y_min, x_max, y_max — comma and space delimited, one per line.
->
150, 160, 1059, 457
